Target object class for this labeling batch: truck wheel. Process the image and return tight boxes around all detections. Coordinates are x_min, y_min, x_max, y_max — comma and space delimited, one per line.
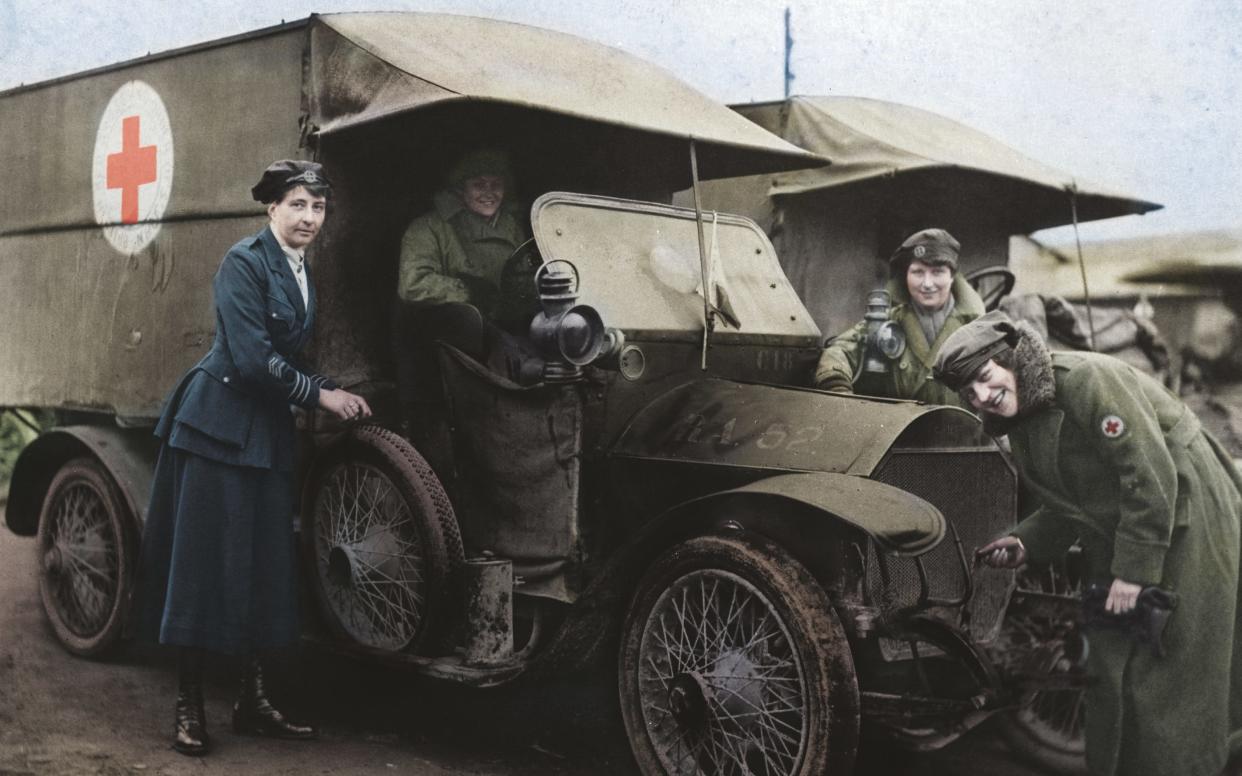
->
619, 533, 859, 776
996, 563, 1088, 775
996, 654, 1088, 775
303, 425, 463, 653
36, 457, 135, 657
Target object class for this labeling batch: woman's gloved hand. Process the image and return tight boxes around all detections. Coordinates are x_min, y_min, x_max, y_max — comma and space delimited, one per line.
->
975, 535, 1027, 568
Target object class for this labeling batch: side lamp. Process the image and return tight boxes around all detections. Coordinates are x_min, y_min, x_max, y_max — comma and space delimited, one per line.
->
862, 289, 906, 374
528, 260, 624, 383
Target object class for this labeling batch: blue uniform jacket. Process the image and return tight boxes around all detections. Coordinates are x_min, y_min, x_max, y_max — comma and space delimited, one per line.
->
154, 226, 336, 470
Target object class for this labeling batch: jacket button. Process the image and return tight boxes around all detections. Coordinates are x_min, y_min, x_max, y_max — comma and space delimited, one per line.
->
223, 376, 230, 383
271, 312, 278, 318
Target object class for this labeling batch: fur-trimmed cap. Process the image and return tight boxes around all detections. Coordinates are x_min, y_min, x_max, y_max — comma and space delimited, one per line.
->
933, 309, 1021, 390
251, 160, 331, 204
890, 228, 961, 274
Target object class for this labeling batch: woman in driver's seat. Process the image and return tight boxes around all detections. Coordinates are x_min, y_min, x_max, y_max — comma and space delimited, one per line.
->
397, 148, 526, 317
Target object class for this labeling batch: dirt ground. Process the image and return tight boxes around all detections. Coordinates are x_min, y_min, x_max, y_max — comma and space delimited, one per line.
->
0, 512, 1046, 776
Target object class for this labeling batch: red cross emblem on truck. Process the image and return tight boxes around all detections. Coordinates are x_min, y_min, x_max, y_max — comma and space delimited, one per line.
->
106, 116, 157, 224
92, 80, 174, 255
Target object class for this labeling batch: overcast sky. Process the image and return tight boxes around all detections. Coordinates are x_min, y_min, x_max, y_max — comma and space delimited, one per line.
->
1, 0, 1237, 245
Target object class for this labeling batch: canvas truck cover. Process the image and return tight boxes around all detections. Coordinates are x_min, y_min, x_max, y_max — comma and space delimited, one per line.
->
741, 96, 1160, 232
0, 14, 824, 419
305, 13, 822, 179
0, 25, 305, 419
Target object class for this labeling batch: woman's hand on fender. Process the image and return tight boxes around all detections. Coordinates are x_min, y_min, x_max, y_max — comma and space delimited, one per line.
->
976, 536, 1027, 569
320, 388, 372, 422
1105, 578, 1143, 614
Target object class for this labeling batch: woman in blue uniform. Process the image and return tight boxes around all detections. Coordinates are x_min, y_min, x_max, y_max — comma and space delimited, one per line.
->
136, 160, 372, 756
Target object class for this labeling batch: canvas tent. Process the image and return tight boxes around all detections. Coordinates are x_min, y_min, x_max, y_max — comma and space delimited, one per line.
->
1054, 229, 1242, 456
1012, 230, 1242, 367
1009, 232, 1234, 302
693, 96, 1160, 337
1119, 230, 1242, 290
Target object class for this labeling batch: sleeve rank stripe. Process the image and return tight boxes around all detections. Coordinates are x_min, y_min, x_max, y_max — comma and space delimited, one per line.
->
292, 372, 310, 404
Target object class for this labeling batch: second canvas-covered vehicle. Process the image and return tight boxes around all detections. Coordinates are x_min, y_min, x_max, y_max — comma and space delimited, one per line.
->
0, 12, 1082, 776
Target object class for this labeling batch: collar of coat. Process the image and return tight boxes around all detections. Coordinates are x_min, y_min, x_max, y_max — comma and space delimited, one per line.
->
887, 273, 986, 369
982, 321, 1057, 436
257, 225, 310, 321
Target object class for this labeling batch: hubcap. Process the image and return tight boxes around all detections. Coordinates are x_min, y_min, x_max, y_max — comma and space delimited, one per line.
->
710, 650, 765, 722
327, 546, 352, 587
668, 672, 713, 730
327, 526, 403, 588
44, 546, 63, 574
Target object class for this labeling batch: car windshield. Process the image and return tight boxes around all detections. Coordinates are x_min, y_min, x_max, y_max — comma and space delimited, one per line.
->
531, 193, 821, 343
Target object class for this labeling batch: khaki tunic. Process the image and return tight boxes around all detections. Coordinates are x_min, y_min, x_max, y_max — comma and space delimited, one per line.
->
1009, 351, 1242, 776
396, 190, 525, 315
814, 273, 985, 408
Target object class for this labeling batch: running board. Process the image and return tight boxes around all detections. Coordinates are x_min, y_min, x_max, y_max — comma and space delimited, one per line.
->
302, 634, 528, 688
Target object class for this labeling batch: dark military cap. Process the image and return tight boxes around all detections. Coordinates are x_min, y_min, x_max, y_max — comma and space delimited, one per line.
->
446, 148, 513, 189
890, 228, 961, 273
250, 160, 332, 204
932, 310, 1021, 390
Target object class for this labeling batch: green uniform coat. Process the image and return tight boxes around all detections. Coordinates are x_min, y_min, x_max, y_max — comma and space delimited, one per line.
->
1008, 351, 1242, 776
814, 273, 984, 407
396, 190, 526, 316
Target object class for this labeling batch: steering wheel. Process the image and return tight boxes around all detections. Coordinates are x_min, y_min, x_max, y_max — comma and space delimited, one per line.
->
965, 265, 1017, 312
496, 238, 544, 330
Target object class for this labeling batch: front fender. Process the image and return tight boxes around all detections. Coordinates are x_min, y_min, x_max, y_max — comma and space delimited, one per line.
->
6, 425, 156, 536
524, 470, 943, 675
669, 471, 944, 555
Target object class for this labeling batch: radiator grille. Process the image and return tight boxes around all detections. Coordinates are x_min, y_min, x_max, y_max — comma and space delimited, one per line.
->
869, 448, 1016, 651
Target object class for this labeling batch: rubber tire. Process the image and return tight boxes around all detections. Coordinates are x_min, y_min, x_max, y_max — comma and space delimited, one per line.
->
36, 457, 135, 657
619, 533, 859, 776
302, 424, 463, 653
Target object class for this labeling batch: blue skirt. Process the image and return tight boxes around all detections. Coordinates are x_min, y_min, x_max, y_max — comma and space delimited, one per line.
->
135, 441, 299, 655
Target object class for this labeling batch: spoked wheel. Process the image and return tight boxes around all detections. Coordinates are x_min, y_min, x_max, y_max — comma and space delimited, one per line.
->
37, 457, 135, 657
996, 561, 1089, 775
303, 425, 462, 653
620, 533, 858, 776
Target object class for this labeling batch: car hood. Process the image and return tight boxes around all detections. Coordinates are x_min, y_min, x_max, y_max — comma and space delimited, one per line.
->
610, 377, 985, 476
